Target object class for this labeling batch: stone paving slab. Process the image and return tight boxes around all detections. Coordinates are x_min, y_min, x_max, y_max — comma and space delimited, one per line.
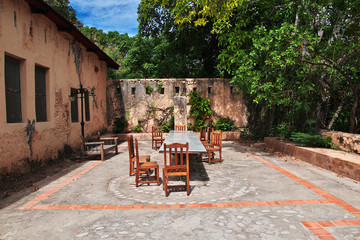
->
0, 141, 359, 240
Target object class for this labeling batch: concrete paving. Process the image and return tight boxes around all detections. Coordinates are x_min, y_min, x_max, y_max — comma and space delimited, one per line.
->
0, 141, 359, 239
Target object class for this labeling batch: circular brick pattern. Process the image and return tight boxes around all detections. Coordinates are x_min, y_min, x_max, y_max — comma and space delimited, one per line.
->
108, 157, 256, 204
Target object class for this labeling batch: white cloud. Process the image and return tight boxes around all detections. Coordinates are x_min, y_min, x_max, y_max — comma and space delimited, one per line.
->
69, 0, 141, 35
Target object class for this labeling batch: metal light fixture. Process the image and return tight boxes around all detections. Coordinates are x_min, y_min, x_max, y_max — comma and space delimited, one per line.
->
69, 84, 96, 138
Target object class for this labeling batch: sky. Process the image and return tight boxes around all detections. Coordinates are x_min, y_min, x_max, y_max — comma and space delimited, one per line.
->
69, 0, 141, 36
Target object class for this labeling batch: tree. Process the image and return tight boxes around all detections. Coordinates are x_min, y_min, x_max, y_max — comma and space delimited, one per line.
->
136, 0, 223, 78
44, 0, 83, 28
163, 0, 359, 134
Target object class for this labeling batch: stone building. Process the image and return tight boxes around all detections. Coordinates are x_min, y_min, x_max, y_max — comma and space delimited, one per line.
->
0, 0, 118, 169
107, 78, 248, 132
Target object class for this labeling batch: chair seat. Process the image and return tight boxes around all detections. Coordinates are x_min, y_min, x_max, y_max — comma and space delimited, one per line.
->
132, 155, 150, 162
140, 161, 158, 168
206, 146, 221, 152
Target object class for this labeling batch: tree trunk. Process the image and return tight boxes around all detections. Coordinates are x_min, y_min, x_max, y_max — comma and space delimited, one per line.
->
327, 100, 343, 130
349, 86, 359, 133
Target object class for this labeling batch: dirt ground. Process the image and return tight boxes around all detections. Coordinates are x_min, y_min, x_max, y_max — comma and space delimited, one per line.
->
0, 158, 81, 200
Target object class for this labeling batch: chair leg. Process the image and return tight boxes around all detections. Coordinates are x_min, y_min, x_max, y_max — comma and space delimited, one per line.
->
186, 174, 190, 196
135, 169, 139, 187
220, 150, 222, 163
208, 151, 212, 165
129, 160, 132, 176
156, 167, 159, 186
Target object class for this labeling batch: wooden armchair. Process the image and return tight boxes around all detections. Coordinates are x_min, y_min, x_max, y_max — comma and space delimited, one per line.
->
163, 142, 190, 197
135, 138, 159, 187
201, 130, 222, 164
82, 137, 119, 161
175, 125, 186, 131
127, 135, 150, 176
152, 126, 164, 150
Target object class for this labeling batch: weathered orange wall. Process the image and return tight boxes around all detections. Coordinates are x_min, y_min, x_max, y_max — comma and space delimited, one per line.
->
0, 0, 110, 169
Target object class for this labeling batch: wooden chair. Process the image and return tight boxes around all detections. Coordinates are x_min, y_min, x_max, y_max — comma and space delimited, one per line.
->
135, 138, 159, 187
163, 142, 190, 197
201, 130, 222, 164
152, 126, 164, 150
127, 135, 150, 176
175, 125, 186, 131
199, 126, 207, 142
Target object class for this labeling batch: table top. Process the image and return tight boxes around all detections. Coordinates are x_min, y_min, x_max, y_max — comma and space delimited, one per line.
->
158, 130, 207, 153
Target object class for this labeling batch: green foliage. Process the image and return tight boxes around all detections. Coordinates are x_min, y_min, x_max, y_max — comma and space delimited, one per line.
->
112, 117, 128, 133
133, 125, 142, 133
162, 114, 174, 132
187, 90, 213, 131
214, 118, 235, 131
290, 132, 332, 148
157, 83, 163, 92
44, 0, 83, 28
145, 85, 154, 94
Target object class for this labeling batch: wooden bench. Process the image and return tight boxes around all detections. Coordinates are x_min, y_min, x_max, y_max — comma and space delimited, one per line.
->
82, 137, 119, 161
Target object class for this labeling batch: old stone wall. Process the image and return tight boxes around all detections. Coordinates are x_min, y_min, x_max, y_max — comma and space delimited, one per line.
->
321, 130, 360, 154
0, 0, 110, 169
107, 78, 248, 132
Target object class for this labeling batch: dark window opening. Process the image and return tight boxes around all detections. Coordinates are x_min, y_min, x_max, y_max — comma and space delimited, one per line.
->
5, 55, 22, 123
70, 88, 79, 122
160, 88, 165, 94
208, 87, 212, 94
175, 87, 180, 94
116, 86, 121, 94
85, 91, 90, 121
131, 87, 136, 95
35, 65, 47, 122
14, 11, 17, 27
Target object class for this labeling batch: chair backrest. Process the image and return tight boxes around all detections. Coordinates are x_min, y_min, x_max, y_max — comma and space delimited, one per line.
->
134, 138, 141, 166
152, 126, 163, 139
163, 142, 189, 170
199, 127, 207, 141
175, 125, 186, 131
211, 130, 222, 148
127, 135, 135, 159
206, 127, 212, 143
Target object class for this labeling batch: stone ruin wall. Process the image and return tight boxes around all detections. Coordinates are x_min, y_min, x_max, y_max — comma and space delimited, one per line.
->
321, 130, 360, 154
107, 78, 248, 132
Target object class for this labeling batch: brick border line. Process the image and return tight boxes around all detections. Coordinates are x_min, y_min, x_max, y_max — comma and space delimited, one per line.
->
302, 220, 360, 240
242, 149, 360, 216
236, 146, 360, 240
27, 198, 329, 210
19, 160, 103, 210
19, 145, 128, 210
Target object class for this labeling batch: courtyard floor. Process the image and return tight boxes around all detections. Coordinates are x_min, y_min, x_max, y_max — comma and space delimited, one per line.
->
0, 141, 359, 239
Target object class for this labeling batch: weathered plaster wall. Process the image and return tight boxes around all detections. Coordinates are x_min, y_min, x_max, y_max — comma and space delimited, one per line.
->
0, 0, 109, 169
107, 78, 248, 132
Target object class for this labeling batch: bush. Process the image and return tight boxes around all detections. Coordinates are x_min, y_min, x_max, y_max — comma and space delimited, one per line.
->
162, 114, 174, 132
214, 118, 235, 131
290, 132, 332, 148
112, 117, 128, 133
133, 125, 142, 133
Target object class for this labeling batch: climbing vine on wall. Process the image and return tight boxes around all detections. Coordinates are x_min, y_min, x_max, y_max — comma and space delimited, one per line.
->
137, 102, 174, 132
68, 40, 83, 83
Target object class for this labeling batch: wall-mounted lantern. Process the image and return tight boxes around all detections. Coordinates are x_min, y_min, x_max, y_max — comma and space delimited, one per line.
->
68, 84, 96, 139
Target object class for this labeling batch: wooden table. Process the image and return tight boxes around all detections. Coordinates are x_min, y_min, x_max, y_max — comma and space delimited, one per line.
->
158, 130, 207, 154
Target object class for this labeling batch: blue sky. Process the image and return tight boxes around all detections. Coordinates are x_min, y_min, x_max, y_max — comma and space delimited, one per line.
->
69, 0, 141, 36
